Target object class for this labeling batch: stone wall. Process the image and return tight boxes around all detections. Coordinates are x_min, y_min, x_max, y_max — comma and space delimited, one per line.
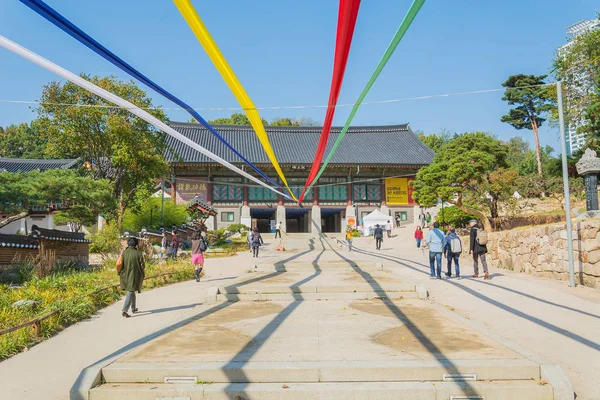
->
477, 220, 600, 288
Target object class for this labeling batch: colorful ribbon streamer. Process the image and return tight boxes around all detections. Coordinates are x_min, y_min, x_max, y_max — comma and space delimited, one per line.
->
0, 35, 290, 200
19, 0, 282, 191
302, 0, 425, 196
299, 0, 361, 202
173, 0, 296, 201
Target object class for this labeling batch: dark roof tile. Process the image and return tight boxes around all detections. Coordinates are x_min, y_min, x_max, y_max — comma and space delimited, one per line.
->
0, 158, 79, 173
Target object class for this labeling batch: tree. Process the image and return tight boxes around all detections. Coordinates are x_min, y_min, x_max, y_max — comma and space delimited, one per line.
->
36, 75, 169, 226
53, 205, 96, 232
0, 120, 48, 159
270, 117, 300, 126
122, 196, 189, 232
208, 112, 268, 126
552, 20, 600, 132
411, 132, 511, 231
417, 130, 452, 153
0, 169, 114, 229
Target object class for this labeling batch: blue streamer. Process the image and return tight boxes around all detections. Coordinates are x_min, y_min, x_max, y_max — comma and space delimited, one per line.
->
20, 0, 282, 190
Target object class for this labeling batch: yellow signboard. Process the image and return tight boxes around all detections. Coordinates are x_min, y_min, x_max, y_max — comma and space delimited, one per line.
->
385, 178, 409, 205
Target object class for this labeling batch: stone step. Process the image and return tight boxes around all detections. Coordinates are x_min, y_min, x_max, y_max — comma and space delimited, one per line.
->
218, 283, 416, 294
215, 291, 418, 302
102, 359, 540, 384
90, 380, 553, 400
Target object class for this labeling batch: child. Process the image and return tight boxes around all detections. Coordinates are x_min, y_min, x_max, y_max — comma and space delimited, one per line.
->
346, 229, 354, 252
414, 226, 424, 248
191, 231, 207, 282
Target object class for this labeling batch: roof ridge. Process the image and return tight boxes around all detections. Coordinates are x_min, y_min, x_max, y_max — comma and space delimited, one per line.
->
0, 157, 78, 163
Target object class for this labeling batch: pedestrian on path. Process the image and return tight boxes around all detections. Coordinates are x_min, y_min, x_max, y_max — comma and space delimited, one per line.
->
251, 228, 264, 258
414, 226, 423, 248
424, 222, 446, 279
418, 210, 426, 229
119, 237, 145, 318
171, 229, 179, 261
469, 219, 489, 279
275, 221, 282, 239
395, 214, 401, 228
346, 229, 353, 252
374, 224, 384, 250
444, 226, 462, 279
160, 232, 168, 259
246, 230, 253, 252
385, 220, 393, 238
426, 212, 432, 227
191, 231, 208, 282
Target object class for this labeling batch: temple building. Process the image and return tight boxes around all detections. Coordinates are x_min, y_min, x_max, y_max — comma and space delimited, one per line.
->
165, 122, 434, 233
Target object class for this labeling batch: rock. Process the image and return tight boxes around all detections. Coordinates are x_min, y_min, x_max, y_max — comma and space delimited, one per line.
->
12, 300, 40, 309
8, 284, 23, 290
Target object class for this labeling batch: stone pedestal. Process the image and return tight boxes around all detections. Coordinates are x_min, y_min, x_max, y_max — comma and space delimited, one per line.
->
311, 206, 322, 234
576, 148, 600, 212
346, 205, 356, 228
204, 216, 215, 231
276, 206, 287, 233
380, 205, 390, 219
240, 205, 251, 229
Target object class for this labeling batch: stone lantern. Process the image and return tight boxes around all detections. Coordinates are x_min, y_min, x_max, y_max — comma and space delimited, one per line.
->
575, 148, 600, 211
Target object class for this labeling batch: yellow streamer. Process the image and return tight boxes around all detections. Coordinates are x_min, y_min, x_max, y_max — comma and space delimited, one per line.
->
173, 0, 297, 201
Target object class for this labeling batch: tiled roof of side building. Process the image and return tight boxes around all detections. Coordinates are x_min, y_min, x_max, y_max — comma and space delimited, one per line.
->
0, 158, 79, 173
165, 122, 435, 166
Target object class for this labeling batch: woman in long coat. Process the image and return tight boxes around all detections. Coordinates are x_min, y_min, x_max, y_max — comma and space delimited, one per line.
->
120, 237, 145, 318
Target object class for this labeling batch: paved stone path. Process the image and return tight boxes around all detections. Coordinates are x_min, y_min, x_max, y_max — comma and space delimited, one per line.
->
0, 227, 598, 399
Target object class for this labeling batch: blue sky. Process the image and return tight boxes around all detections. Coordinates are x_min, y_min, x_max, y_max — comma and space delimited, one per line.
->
0, 0, 597, 151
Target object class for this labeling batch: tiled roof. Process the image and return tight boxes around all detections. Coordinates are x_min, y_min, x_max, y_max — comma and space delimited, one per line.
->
165, 122, 434, 166
0, 158, 79, 173
30, 225, 89, 243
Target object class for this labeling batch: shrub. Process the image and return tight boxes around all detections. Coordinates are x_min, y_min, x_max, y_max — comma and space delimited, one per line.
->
437, 206, 476, 228
226, 224, 249, 234
122, 197, 189, 232
88, 223, 121, 255
206, 228, 228, 246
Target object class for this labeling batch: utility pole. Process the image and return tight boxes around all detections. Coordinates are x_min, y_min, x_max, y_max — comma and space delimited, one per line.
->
161, 177, 165, 228
557, 81, 576, 287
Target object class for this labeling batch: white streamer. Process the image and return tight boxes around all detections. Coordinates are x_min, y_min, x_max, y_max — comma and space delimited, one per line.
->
0, 35, 289, 200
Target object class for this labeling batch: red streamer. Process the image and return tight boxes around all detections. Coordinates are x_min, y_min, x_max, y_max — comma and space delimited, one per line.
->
299, 0, 361, 202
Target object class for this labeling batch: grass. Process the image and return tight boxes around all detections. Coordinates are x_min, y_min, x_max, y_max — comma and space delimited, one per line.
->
0, 258, 196, 361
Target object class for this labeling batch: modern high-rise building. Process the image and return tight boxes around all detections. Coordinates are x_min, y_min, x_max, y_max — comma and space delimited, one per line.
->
559, 18, 600, 155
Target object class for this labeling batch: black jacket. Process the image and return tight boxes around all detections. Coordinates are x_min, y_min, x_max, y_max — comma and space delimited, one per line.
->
469, 224, 487, 254
374, 227, 384, 239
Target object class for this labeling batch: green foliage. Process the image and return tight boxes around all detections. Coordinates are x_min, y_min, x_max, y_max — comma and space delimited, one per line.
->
36, 75, 169, 223
0, 260, 192, 360
0, 169, 114, 216
226, 224, 249, 234
206, 228, 228, 246
412, 132, 510, 229
54, 205, 96, 232
122, 196, 189, 232
438, 206, 476, 228
417, 130, 452, 153
88, 223, 121, 255
0, 120, 48, 158
207, 113, 318, 127
501, 74, 555, 131
552, 22, 600, 130
209, 112, 267, 126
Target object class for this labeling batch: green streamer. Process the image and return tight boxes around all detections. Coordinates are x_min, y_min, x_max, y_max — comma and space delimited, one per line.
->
304, 0, 425, 193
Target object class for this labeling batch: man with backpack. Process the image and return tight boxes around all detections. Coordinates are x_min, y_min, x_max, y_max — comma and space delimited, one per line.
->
250, 228, 264, 258
424, 222, 446, 279
469, 219, 489, 280
444, 226, 461, 279
373, 224, 384, 250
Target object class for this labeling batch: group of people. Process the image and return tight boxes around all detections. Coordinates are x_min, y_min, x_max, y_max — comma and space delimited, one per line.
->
418, 219, 489, 280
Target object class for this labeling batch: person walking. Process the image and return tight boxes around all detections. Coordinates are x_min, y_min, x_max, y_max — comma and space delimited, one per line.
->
414, 226, 424, 248
424, 222, 446, 279
444, 226, 462, 279
251, 228, 264, 258
119, 237, 145, 318
191, 231, 208, 282
246, 229, 253, 252
469, 219, 489, 279
346, 229, 353, 252
395, 214, 401, 228
418, 210, 426, 229
426, 212, 432, 227
275, 221, 282, 239
160, 232, 168, 259
374, 224, 384, 250
171, 230, 179, 261
385, 220, 393, 238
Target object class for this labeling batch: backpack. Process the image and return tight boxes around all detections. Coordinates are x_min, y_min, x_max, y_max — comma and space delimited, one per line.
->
450, 237, 462, 254
346, 232, 353, 240
476, 229, 488, 246
199, 237, 208, 252
252, 233, 261, 244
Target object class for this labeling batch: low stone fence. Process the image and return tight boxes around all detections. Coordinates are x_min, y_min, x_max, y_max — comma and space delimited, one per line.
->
469, 220, 600, 288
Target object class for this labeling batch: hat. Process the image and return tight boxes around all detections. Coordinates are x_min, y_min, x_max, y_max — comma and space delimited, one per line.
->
469, 219, 478, 223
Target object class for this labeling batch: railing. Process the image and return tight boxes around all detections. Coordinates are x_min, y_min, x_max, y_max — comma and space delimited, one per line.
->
0, 271, 178, 338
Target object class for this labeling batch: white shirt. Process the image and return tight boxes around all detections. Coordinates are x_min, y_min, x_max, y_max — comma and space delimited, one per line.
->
275, 223, 281, 230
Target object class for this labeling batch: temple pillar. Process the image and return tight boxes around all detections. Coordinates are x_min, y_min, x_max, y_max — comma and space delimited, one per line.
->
276, 206, 286, 234
311, 205, 321, 234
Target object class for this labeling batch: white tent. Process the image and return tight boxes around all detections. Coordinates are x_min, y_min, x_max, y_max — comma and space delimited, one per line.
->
362, 209, 391, 229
